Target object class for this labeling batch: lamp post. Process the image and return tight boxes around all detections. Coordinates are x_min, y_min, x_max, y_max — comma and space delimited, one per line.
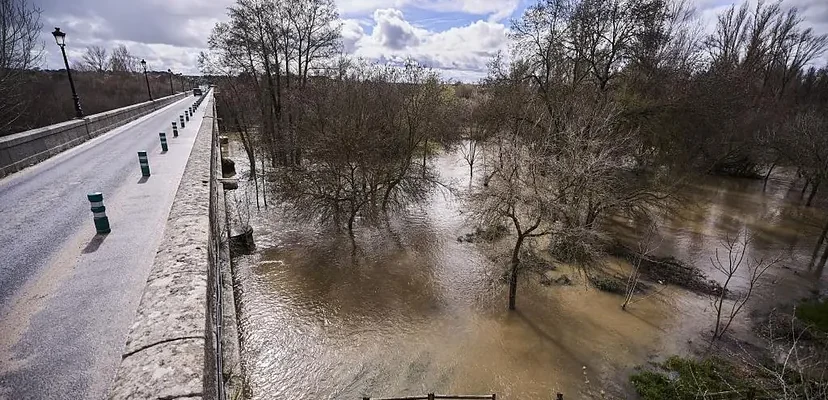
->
140, 59, 153, 101
51, 28, 84, 119
167, 68, 174, 95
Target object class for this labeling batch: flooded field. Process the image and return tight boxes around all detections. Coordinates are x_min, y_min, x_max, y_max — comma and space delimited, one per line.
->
228, 146, 825, 399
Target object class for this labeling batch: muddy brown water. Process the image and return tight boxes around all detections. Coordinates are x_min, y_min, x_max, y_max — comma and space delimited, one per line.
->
228, 146, 825, 399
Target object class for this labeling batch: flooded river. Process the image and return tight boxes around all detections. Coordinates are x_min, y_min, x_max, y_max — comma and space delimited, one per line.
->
229, 147, 825, 399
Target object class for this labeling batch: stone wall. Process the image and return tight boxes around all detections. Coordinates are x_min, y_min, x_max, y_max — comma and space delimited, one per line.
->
0, 92, 189, 178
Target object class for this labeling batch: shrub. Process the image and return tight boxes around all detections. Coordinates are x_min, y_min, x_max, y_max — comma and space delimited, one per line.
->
631, 356, 754, 400
796, 300, 828, 333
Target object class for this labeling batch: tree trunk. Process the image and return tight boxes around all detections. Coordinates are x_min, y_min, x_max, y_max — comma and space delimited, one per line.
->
260, 157, 268, 209
244, 136, 259, 210
348, 211, 357, 236
348, 201, 358, 236
422, 138, 428, 176
807, 179, 821, 207
509, 235, 525, 311
801, 178, 810, 199
763, 163, 775, 192
816, 244, 828, 279
809, 218, 828, 271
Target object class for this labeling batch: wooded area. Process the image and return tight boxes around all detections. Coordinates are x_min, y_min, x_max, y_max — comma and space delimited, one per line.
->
205, 0, 828, 302
0, 69, 188, 135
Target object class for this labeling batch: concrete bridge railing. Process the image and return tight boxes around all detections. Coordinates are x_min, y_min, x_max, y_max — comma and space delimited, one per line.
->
0, 92, 189, 178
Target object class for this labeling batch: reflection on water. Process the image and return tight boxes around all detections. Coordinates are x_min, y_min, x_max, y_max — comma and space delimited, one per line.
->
232, 148, 825, 399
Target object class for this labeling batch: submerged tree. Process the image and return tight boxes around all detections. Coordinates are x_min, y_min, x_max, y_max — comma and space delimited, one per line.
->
269, 62, 455, 234
466, 0, 685, 311
470, 132, 559, 311
709, 232, 777, 341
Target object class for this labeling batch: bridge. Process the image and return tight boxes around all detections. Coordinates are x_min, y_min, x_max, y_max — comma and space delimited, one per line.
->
0, 89, 236, 399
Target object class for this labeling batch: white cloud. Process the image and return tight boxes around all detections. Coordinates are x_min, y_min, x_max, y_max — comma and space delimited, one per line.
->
337, 0, 520, 21
372, 9, 427, 49
348, 8, 509, 80
418, 0, 521, 22
342, 19, 367, 53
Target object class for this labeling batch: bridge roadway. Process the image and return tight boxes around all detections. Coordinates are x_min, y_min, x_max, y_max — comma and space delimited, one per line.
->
0, 94, 209, 399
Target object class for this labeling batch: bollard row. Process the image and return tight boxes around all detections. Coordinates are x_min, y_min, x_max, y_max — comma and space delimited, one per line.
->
87, 96, 207, 234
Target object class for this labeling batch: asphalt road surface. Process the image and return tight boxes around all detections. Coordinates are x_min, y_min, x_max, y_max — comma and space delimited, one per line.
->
0, 94, 209, 400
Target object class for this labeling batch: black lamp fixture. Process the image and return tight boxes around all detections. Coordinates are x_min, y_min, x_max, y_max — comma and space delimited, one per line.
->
140, 59, 153, 101
167, 68, 175, 95
51, 27, 84, 118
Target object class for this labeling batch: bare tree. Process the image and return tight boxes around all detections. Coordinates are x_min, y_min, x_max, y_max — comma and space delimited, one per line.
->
268, 62, 448, 235
0, 0, 42, 135
470, 134, 561, 311
457, 96, 489, 182
282, 0, 341, 85
709, 232, 778, 341
109, 44, 139, 73
82, 45, 108, 72
777, 109, 828, 207
621, 223, 661, 310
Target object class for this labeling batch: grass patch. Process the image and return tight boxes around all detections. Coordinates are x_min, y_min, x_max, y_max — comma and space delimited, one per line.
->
631, 356, 755, 400
796, 300, 828, 333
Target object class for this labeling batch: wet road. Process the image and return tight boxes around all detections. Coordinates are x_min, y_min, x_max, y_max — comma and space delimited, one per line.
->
0, 94, 209, 399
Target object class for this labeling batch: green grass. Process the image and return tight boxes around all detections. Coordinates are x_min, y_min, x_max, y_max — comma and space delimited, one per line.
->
631, 356, 755, 400
796, 300, 828, 333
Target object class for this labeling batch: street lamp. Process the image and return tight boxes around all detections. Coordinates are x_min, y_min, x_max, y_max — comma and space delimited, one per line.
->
51, 28, 84, 118
167, 68, 174, 95
140, 59, 153, 101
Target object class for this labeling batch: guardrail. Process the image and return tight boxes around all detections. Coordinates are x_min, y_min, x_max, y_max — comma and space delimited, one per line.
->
0, 91, 189, 177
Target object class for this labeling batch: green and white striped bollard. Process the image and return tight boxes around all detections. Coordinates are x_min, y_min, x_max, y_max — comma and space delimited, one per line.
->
180, 115, 185, 128
138, 151, 150, 176
159, 132, 168, 152
87, 192, 111, 234
172, 121, 178, 137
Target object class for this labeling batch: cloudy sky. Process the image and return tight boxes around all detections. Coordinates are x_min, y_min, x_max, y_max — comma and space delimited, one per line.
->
34, 0, 828, 82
